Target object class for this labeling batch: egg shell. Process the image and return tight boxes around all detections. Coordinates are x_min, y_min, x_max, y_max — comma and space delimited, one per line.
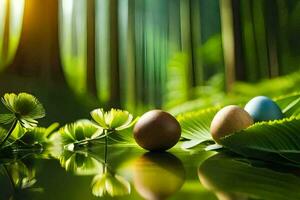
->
133, 110, 181, 151
244, 96, 284, 122
210, 105, 253, 143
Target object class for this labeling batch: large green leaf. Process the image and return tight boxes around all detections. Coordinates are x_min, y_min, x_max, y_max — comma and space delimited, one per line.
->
178, 92, 300, 149
220, 116, 300, 164
177, 107, 219, 148
275, 92, 300, 117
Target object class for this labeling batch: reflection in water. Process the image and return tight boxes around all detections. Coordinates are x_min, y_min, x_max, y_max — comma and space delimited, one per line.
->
0, 159, 43, 200
59, 148, 131, 197
198, 154, 300, 200
91, 165, 131, 197
59, 150, 103, 175
133, 152, 185, 200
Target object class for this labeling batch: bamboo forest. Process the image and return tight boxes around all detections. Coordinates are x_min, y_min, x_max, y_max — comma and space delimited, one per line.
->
1, 0, 300, 200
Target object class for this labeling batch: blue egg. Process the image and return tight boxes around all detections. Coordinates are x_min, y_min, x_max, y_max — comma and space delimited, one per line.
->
244, 96, 284, 122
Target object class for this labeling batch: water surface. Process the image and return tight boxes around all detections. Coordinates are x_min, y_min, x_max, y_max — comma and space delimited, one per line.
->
1, 145, 300, 200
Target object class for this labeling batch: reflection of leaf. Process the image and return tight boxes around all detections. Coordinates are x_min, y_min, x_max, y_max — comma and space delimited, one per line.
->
59, 150, 103, 176
220, 117, 300, 165
0, 160, 43, 199
91, 169, 130, 197
198, 154, 300, 200
177, 107, 219, 148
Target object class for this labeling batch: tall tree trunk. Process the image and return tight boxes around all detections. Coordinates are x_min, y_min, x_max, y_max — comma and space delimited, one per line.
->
9, 0, 64, 83
109, 0, 120, 106
87, 0, 97, 96
220, 0, 236, 91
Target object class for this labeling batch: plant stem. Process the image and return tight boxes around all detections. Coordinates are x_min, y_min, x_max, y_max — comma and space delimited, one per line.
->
70, 130, 113, 149
71, 134, 106, 147
0, 120, 17, 148
104, 129, 108, 164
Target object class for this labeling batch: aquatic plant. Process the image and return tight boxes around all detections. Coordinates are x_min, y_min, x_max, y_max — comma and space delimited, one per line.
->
0, 93, 45, 147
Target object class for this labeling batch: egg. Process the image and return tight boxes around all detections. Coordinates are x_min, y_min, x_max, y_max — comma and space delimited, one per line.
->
244, 96, 284, 122
210, 105, 253, 143
133, 110, 181, 151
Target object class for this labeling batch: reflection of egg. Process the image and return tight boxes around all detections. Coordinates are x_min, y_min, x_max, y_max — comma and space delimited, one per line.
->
210, 105, 253, 143
133, 152, 185, 200
244, 96, 284, 122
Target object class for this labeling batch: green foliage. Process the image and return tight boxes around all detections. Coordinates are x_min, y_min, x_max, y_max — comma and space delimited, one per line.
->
220, 117, 300, 165
58, 120, 101, 146
0, 127, 6, 138
6, 122, 26, 146
20, 123, 59, 145
169, 71, 300, 116
0, 93, 45, 128
90, 108, 135, 131
107, 127, 136, 145
275, 92, 300, 117
198, 35, 223, 65
177, 92, 300, 152
0, 92, 47, 149
177, 107, 219, 148
164, 52, 190, 109
232, 71, 300, 98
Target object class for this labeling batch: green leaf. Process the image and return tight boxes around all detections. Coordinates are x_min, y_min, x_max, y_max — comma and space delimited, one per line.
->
0, 127, 6, 139
0, 113, 15, 124
20, 123, 60, 145
5, 122, 26, 147
220, 117, 300, 164
199, 154, 300, 200
1, 93, 45, 128
275, 92, 300, 117
177, 93, 300, 150
58, 119, 100, 145
177, 107, 220, 148
90, 108, 135, 131
107, 127, 136, 145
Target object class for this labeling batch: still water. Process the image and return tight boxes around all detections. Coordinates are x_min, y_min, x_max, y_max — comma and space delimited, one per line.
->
1, 144, 300, 200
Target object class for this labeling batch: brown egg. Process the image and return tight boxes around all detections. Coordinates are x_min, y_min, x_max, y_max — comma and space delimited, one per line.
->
210, 105, 253, 143
133, 110, 181, 151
